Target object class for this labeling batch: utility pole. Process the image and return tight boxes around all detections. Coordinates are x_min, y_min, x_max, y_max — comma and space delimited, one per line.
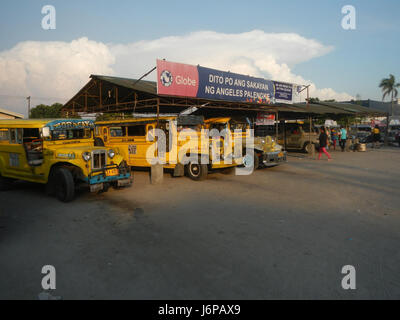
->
26, 96, 31, 119
298, 85, 313, 157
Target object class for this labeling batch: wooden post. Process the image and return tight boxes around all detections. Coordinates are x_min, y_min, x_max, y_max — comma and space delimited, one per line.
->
306, 86, 315, 157
99, 81, 102, 109
157, 98, 160, 125
85, 91, 88, 113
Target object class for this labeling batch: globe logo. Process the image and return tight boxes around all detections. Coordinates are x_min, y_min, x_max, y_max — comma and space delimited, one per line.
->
160, 70, 173, 87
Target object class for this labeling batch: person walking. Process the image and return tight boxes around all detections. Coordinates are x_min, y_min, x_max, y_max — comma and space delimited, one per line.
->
318, 127, 332, 160
331, 128, 338, 150
339, 126, 347, 152
372, 125, 381, 148
325, 127, 331, 150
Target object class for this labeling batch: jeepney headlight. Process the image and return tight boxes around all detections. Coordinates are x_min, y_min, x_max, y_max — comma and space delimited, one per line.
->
82, 152, 91, 162
108, 149, 115, 159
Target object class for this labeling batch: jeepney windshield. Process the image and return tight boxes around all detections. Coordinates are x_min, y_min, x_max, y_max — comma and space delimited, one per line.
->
230, 123, 248, 132
209, 123, 228, 132
51, 128, 92, 141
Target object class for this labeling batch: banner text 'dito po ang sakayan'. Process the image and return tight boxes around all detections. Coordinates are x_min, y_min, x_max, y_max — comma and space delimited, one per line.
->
156, 59, 298, 104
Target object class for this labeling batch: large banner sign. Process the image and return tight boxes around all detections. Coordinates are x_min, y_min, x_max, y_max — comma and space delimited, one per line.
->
157, 59, 295, 104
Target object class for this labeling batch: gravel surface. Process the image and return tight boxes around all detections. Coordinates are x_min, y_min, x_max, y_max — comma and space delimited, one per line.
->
0, 147, 399, 299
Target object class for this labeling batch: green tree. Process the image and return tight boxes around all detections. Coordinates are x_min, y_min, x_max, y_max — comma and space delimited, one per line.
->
30, 103, 63, 119
379, 74, 400, 116
30, 103, 81, 119
307, 97, 320, 104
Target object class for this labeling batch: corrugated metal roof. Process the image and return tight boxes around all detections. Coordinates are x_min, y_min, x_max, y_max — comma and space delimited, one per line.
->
66, 75, 387, 117
291, 103, 353, 115
90, 75, 157, 95
317, 102, 386, 115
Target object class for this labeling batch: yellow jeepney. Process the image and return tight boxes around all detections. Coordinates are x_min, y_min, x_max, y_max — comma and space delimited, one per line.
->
204, 117, 287, 169
95, 116, 239, 180
0, 119, 132, 202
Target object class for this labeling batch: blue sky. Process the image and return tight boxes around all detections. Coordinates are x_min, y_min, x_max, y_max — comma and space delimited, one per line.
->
0, 0, 399, 110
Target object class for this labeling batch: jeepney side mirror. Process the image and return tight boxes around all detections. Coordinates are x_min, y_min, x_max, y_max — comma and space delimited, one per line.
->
42, 127, 50, 138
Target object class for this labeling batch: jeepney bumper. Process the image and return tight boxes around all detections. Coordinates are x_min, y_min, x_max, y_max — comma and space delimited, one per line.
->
262, 150, 287, 166
85, 164, 132, 192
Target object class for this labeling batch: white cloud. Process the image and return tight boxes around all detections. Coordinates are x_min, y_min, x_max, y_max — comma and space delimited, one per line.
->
0, 30, 353, 116
0, 38, 114, 115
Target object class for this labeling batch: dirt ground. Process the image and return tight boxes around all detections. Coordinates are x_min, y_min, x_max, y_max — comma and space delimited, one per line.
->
0, 147, 399, 300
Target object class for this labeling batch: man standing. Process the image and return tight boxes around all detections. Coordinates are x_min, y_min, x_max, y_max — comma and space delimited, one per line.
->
339, 126, 347, 152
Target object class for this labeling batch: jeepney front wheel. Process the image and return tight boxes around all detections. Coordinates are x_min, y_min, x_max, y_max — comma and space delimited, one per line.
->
243, 152, 260, 170
53, 167, 75, 202
0, 172, 14, 191
303, 142, 314, 154
186, 163, 208, 181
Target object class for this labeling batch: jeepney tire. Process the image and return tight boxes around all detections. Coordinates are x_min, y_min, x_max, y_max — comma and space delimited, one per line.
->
45, 169, 57, 196
54, 167, 75, 202
186, 163, 208, 181
94, 138, 105, 147
303, 142, 314, 154
242, 152, 259, 170
0, 172, 13, 191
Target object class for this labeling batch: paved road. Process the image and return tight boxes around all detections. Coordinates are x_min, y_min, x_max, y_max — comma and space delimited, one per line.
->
0, 147, 399, 299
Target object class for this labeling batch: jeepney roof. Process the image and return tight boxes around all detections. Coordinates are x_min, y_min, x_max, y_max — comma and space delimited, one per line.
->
0, 119, 94, 129
204, 117, 231, 124
95, 116, 176, 126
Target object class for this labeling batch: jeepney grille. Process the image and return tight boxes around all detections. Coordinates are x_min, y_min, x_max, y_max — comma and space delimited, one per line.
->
92, 150, 107, 170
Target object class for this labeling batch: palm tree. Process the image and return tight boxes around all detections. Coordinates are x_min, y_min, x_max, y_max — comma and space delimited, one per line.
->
379, 74, 400, 116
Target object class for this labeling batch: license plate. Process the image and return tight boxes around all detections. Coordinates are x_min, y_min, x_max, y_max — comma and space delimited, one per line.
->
106, 168, 119, 176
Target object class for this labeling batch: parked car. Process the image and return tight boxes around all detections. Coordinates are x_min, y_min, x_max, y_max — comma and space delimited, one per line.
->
257, 122, 319, 153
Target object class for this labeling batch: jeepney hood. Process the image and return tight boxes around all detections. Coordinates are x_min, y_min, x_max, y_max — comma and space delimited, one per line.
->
44, 141, 119, 159
254, 136, 282, 153
43, 141, 124, 165
45, 141, 104, 152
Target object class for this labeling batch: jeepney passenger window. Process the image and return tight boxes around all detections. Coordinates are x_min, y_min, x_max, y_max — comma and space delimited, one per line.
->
110, 127, 125, 137
0, 129, 9, 142
9, 129, 23, 144
127, 125, 146, 136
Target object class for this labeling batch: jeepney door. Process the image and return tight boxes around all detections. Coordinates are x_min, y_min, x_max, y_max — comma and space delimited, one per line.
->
125, 123, 156, 167
2, 128, 32, 177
